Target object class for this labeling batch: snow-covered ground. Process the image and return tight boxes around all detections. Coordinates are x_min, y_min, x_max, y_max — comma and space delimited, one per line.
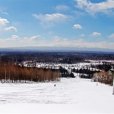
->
0, 77, 114, 114
23, 62, 100, 71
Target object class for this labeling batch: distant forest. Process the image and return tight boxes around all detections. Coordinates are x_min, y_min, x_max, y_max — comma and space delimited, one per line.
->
0, 51, 114, 83
0, 51, 114, 64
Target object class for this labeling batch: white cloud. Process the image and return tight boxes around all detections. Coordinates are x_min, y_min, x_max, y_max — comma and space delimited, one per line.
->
0, 17, 9, 26
73, 24, 82, 30
109, 33, 114, 39
75, 0, 114, 14
22, 35, 41, 42
0, 17, 18, 33
29, 35, 41, 41
0, 35, 41, 47
0, 35, 114, 49
55, 5, 69, 11
33, 13, 68, 24
53, 36, 68, 43
11, 35, 19, 39
92, 32, 101, 37
3, 35, 19, 41
4, 26, 17, 32
47, 37, 114, 49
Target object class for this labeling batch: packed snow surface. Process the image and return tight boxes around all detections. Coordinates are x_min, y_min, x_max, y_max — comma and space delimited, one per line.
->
0, 77, 114, 114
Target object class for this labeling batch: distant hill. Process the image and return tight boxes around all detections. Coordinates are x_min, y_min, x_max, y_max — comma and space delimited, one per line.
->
0, 46, 114, 53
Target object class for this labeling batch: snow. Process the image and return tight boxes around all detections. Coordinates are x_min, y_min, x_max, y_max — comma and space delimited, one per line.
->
0, 77, 114, 114
23, 62, 101, 72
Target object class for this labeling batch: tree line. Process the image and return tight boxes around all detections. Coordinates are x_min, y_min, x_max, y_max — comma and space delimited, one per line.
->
0, 62, 60, 83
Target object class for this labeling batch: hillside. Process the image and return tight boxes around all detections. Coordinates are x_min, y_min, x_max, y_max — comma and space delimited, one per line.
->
0, 76, 114, 114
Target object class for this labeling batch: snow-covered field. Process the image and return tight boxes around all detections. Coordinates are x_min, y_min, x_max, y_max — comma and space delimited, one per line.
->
0, 77, 114, 114
23, 61, 101, 72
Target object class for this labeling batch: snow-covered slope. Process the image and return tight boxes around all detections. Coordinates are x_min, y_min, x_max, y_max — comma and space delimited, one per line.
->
0, 78, 114, 113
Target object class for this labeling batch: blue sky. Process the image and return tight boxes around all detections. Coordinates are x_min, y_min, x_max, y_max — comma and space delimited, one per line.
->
0, 0, 114, 50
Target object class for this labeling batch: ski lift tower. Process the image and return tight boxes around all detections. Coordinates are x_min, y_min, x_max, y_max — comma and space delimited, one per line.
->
111, 65, 114, 95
